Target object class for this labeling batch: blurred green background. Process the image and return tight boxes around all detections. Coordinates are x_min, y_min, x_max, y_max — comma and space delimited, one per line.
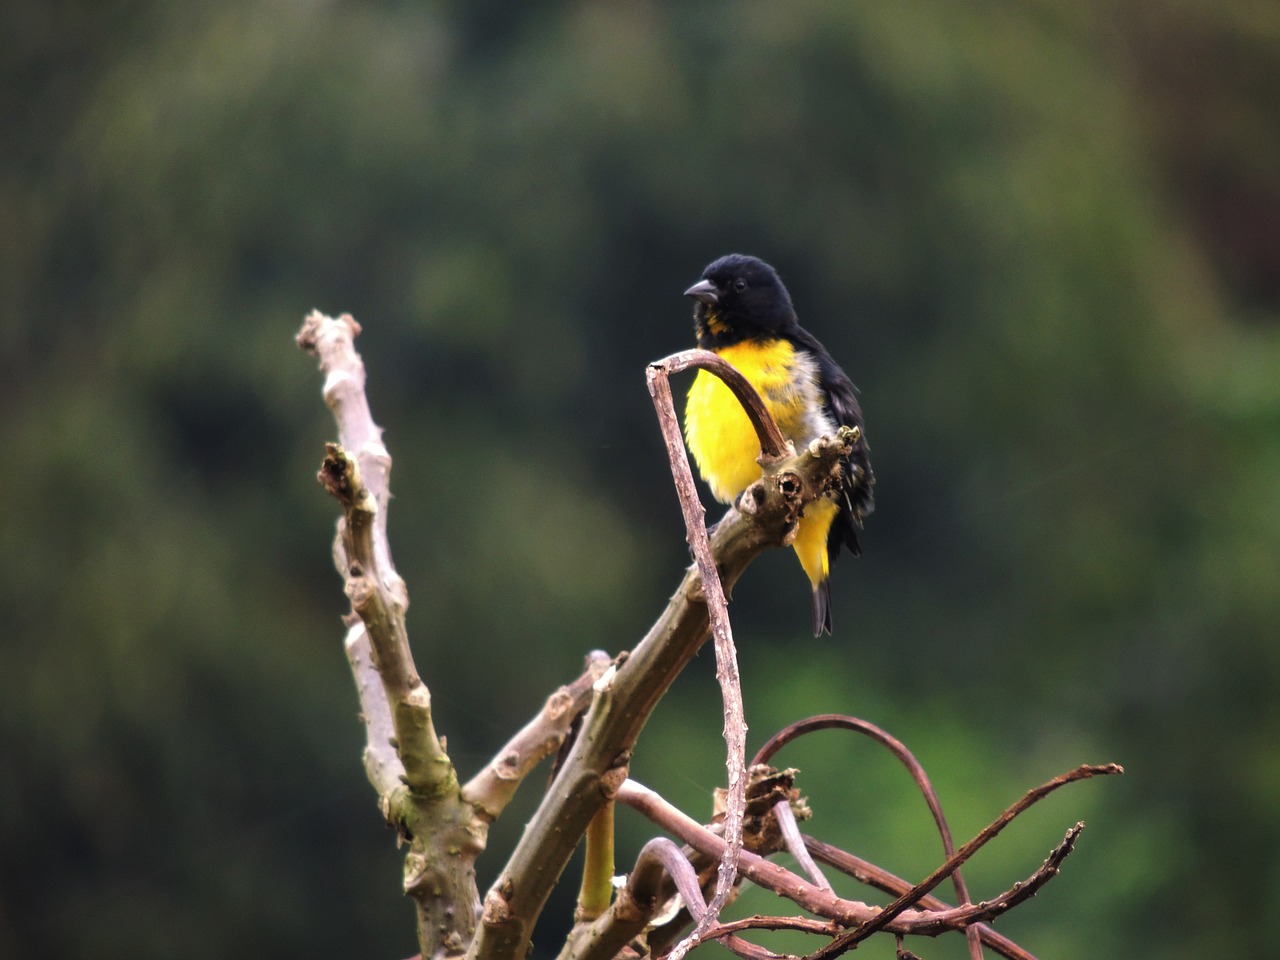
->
3, 1, 1278, 958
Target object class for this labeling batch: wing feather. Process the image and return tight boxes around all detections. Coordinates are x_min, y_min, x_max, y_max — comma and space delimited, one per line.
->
788, 327, 875, 562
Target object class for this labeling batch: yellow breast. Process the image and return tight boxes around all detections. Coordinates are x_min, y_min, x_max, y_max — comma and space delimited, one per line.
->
684, 340, 820, 504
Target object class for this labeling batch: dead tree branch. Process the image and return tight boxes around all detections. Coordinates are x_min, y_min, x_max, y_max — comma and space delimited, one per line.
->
754, 714, 976, 953
703, 915, 842, 940
802, 838, 1032, 960
618, 766, 1105, 957
300, 314, 633, 960
300, 312, 479, 958
463, 651, 613, 821
343, 621, 405, 806
646, 349, 777, 960
556, 837, 681, 960
467, 363, 850, 960
300, 312, 1116, 960
802, 764, 1121, 960
896, 822, 1084, 936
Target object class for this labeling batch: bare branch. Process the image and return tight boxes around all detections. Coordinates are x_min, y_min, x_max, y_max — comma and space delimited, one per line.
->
467, 400, 849, 960
300, 312, 480, 960
643, 838, 712, 924
558, 835, 725, 960
302, 312, 441, 791
462, 651, 613, 821
901, 823, 1085, 935
343, 622, 405, 806
297, 310, 405, 606
315, 440, 448, 799
801, 764, 1122, 960
754, 714, 975, 949
620, 775, 1096, 952
803, 837, 1033, 960
703, 915, 841, 940
301, 317, 1111, 960
646, 352, 757, 960
709, 935, 792, 960
648, 764, 806, 960
627, 838, 782, 960
618, 779, 871, 925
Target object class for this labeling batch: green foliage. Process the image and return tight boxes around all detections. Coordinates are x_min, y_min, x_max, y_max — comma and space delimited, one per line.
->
3, 1, 1278, 958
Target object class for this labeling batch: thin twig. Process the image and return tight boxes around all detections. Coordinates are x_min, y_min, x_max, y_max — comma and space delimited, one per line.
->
902, 823, 1084, 935
617, 781, 840, 908
647, 765, 805, 960
618, 780, 879, 929
803, 836, 1032, 960
636, 840, 782, 960
802, 764, 1122, 960
709, 936, 792, 960
704, 915, 841, 939
643, 838, 713, 922
754, 714, 976, 954
650, 349, 792, 462
700, 913, 854, 960
647, 351, 772, 960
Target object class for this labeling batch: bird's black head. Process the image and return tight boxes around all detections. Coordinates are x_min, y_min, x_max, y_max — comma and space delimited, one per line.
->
684, 253, 797, 348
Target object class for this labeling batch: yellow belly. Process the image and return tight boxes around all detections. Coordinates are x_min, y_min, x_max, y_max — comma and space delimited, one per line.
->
684, 340, 837, 591
686, 340, 801, 502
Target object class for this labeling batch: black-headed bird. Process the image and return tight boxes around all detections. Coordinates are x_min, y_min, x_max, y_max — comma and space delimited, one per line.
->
682, 254, 874, 635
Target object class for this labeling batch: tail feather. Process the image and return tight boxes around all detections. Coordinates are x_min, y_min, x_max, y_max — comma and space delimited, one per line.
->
812, 580, 832, 637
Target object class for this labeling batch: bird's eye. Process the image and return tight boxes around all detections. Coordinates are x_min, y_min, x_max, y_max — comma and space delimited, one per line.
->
732, 278, 748, 292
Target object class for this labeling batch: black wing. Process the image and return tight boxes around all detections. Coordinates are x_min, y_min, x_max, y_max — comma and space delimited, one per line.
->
789, 327, 875, 561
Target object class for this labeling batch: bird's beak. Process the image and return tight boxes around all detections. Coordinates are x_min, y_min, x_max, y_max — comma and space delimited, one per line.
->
684, 279, 718, 305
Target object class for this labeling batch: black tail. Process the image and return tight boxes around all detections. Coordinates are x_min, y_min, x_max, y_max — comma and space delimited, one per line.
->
812, 580, 833, 637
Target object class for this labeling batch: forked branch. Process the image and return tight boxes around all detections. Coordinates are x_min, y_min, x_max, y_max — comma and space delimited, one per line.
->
300, 313, 1116, 960
467, 355, 849, 960
617, 757, 1118, 959
300, 312, 479, 958
463, 651, 614, 821
754, 714, 975, 951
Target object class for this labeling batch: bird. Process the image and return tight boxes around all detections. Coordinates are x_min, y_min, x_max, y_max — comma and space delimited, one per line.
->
682, 253, 874, 635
